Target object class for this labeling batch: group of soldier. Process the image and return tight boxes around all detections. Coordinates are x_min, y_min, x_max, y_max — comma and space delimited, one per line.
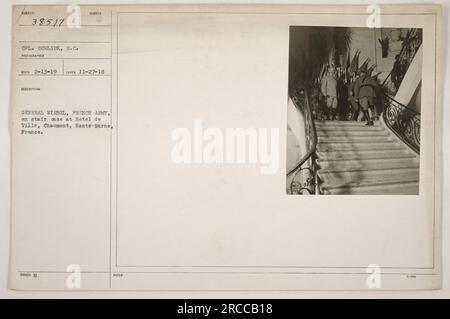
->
312, 57, 380, 127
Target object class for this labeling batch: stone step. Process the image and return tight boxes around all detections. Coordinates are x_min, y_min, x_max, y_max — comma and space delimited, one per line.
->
318, 167, 420, 187
317, 157, 419, 171
316, 126, 385, 133
316, 148, 414, 161
318, 135, 392, 143
322, 179, 419, 195
316, 142, 403, 152
315, 121, 382, 128
320, 174, 419, 189
317, 130, 389, 137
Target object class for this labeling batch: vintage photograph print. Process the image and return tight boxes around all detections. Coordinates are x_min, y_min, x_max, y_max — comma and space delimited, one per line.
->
286, 26, 422, 195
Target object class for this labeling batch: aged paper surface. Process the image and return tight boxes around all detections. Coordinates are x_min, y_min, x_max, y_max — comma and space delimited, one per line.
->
9, 4, 442, 290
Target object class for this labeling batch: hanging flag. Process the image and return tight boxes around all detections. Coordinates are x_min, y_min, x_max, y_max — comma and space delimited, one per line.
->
349, 50, 360, 74
371, 72, 382, 81
319, 62, 327, 81
345, 52, 351, 82
358, 57, 370, 74
367, 63, 377, 75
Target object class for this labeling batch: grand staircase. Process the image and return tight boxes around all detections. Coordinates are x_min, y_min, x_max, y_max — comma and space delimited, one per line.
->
315, 120, 420, 195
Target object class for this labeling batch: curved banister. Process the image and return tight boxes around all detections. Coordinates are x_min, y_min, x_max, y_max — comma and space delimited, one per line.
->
382, 93, 420, 154
381, 28, 422, 154
381, 29, 422, 92
287, 86, 318, 194
383, 93, 420, 116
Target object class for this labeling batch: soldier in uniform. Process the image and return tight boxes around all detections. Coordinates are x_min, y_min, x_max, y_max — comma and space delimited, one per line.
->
354, 66, 378, 126
347, 72, 360, 121
320, 66, 338, 120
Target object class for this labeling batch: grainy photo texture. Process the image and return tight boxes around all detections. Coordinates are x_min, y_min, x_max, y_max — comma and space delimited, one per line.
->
287, 26, 422, 195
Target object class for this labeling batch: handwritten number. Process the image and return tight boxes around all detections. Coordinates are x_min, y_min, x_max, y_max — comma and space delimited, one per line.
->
30, 18, 65, 27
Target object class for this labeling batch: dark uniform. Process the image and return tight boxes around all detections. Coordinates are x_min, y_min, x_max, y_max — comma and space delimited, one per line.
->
354, 71, 378, 126
347, 80, 359, 120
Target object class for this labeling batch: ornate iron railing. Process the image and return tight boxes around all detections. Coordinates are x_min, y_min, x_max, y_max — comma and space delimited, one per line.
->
382, 28, 422, 95
382, 94, 420, 154
287, 86, 319, 195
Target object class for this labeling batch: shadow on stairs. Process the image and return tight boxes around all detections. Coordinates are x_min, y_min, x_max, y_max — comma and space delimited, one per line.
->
315, 120, 420, 195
